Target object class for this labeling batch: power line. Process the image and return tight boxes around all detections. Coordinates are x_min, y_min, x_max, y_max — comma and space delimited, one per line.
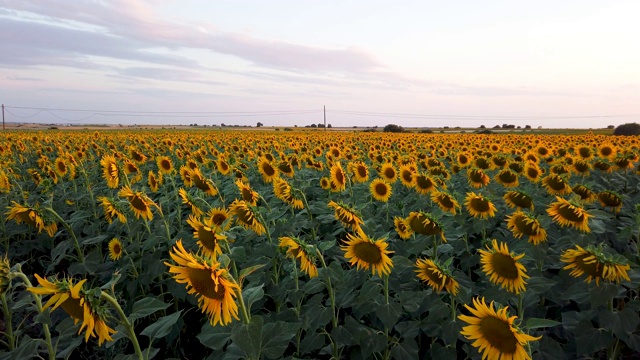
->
329, 109, 638, 121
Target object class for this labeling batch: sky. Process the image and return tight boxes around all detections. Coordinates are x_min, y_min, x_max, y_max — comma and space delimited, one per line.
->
2, 0, 640, 128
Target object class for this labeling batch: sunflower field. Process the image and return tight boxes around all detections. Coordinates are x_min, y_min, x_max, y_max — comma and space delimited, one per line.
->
1, 130, 639, 360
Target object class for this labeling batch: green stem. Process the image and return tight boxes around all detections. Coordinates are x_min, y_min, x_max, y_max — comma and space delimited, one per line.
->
1, 293, 15, 350
222, 242, 251, 324
517, 293, 525, 321
450, 296, 457, 321
318, 250, 338, 328
296, 189, 318, 241
43, 207, 84, 263
12, 271, 55, 360
100, 291, 143, 360
383, 274, 389, 305
432, 235, 439, 261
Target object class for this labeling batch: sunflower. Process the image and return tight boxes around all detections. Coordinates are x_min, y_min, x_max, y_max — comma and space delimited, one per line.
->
156, 156, 173, 174
541, 174, 572, 195
456, 152, 472, 167
572, 159, 591, 176
97, 196, 127, 224
494, 169, 519, 188
465, 192, 497, 219
413, 173, 437, 194
571, 184, 597, 203
597, 143, 617, 159
179, 165, 193, 187
467, 168, 490, 188
207, 207, 232, 230
479, 239, 529, 294
327, 200, 364, 231
523, 163, 542, 182
459, 297, 541, 360
370, 178, 392, 202
273, 178, 304, 209
279, 236, 318, 278
229, 200, 265, 235
379, 163, 398, 183
257, 157, 279, 183
574, 145, 593, 160
431, 191, 460, 214
349, 161, 370, 183
319, 177, 331, 190
394, 216, 413, 240
187, 215, 226, 258
54, 157, 69, 177
0, 255, 10, 294
597, 190, 623, 213
108, 238, 123, 260
407, 211, 445, 240
398, 163, 416, 187
235, 179, 259, 206
216, 157, 231, 175
27, 275, 116, 345
100, 155, 119, 188
341, 231, 393, 277
546, 196, 592, 232
165, 240, 240, 326
503, 190, 534, 211
148, 171, 161, 192
561, 245, 631, 285
123, 160, 142, 183
118, 186, 156, 221
6, 201, 57, 237
415, 258, 459, 295
277, 161, 295, 178
330, 162, 347, 192
506, 211, 547, 245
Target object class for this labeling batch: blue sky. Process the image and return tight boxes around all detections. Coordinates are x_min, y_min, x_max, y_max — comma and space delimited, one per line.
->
1, 0, 639, 128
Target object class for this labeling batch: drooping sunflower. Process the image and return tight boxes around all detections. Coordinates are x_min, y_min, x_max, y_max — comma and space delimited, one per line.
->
572, 159, 591, 176
479, 239, 529, 294
0, 255, 10, 294
431, 191, 460, 214
546, 196, 592, 232
341, 231, 393, 277
503, 190, 534, 211
190, 168, 218, 196
229, 200, 265, 235
277, 161, 295, 178
415, 258, 459, 295
179, 165, 193, 187
348, 161, 369, 182
187, 215, 226, 258
97, 196, 127, 224
279, 236, 318, 278
370, 178, 392, 202
6, 201, 57, 237
100, 155, 119, 188
165, 240, 240, 326
118, 186, 156, 221
494, 169, 519, 188
467, 168, 490, 188
27, 275, 116, 345
108, 238, 123, 260
328, 199, 364, 230
330, 162, 347, 192
148, 170, 162, 192
465, 192, 497, 219
156, 156, 174, 174
597, 190, 623, 213
207, 207, 232, 230
571, 184, 598, 203
593, 159, 612, 173
505, 211, 547, 245
394, 216, 413, 240
273, 177, 304, 209
257, 157, 279, 183
413, 173, 437, 195
459, 297, 541, 360
561, 245, 631, 285
407, 211, 445, 240
541, 174, 572, 195
235, 179, 260, 206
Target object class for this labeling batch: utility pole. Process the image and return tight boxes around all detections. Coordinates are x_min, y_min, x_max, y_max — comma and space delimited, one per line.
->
323, 106, 326, 131
2, 104, 4, 131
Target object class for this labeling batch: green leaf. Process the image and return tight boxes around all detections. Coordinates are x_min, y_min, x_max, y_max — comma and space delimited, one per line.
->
526, 318, 561, 329
197, 323, 232, 350
230, 315, 263, 360
391, 337, 419, 359
243, 285, 264, 313
238, 264, 266, 284
130, 297, 171, 321
598, 308, 640, 339
8, 336, 40, 360
574, 320, 613, 356
81, 234, 108, 245
533, 336, 567, 360
377, 303, 402, 330
429, 342, 456, 360
261, 321, 300, 359
100, 271, 122, 290
140, 310, 182, 340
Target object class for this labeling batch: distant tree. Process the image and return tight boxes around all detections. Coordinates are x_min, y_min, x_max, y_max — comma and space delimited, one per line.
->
613, 123, 640, 136
420, 129, 433, 133
318, 123, 325, 128
516, 126, 521, 129
607, 125, 615, 129
493, 125, 501, 129
310, 124, 317, 128
327, 124, 332, 128
479, 125, 486, 129
257, 122, 263, 127
383, 124, 405, 133
525, 125, 531, 129
478, 129, 493, 134
221, 123, 226, 127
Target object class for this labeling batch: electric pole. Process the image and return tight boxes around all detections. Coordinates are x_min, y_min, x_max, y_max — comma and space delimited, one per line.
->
2, 104, 4, 131
323, 106, 326, 131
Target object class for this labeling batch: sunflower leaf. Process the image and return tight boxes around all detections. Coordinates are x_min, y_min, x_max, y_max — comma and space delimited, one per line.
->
140, 310, 182, 340
230, 315, 263, 360
243, 284, 265, 313
130, 297, 171, 321
377, 303, 402, 330
239, 264, 266, 284
525, 318, 561, 329
261, 321, 300, 359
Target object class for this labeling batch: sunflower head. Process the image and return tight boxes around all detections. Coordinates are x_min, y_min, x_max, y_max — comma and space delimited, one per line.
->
415, 258, 459, 295
5, 201, 58, 237
156, 156, 174, 174
394, 216, 413, 240
330, 162, 347, 191
187, 215, 227, 258
459, 297, 541, 360
97, 196, 128, 224
467, 168, 490, 188
407, 211, 445, 240
571, 184, 597, 203
235, 179, 259, 206
413, 173, 437, 194
258, 157, 279, 183
370, 178, 392, 202
341, 231, 393, 277
327, 200, 364, 231
542, 174, 572, 195
464, 192, 497, 219
431, 191, 460, 214
546, 196, 593, 232
279, 236, 318, 278
505, 211, 547, 245
561, 245, 631, 285
208, 207, 233, 230
503, 190, 534, 210
494, 169, 519, 187
479, 239, 529, 294
0, 255, 10, 294
319, 177, 331, 190
229, 200, 266, 235
108, 238, 123, 261
100, 155, 119, 188
598, 190, 623, 213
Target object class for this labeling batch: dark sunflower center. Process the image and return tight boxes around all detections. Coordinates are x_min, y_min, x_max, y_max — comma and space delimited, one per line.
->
278, 163, 292, 173
475, 158, 490, 169
161, 159, 171, 170
557, 204, 585, 222
498, 170, 517, 183
18, 210, 38, 227
514, 215, 538, 236
198, 227, 217, 250
384, 168, 395, 179
470, 197, 490, 212
574, 253, 603, 278
211, 213, 228, 226
600, 147, 612, 156
479, 315, 519, 354
578, 147, 592, 158
410, 216, 440, 235
459, 155, 469, 164
61, 296, 85, 321
401, 170, 413, 183
220, 161, 229, 171
109, 163, 118, 177
416, 175, 433, 189
490, 252, 519, 279
422, 266, 443, 285
129, 195, 149, 212
526, 168, 539, 178
437, 195, 454, 208
469, 171, 485, 182
546, 176, 566, 190
241, 188, 254, 202
594, 161, 611, 171
599, 193, 621, 207
507, 193, 532, 208
572, 186, 591, 200
236, 207, 254, 225
57, 161, 67, 173
186, 267, 226, 300
112, 243, 122, 255
353, 242, 383, 264
357, 166, 367, 178
375, 183, 388, 196
262, 163, 275, 177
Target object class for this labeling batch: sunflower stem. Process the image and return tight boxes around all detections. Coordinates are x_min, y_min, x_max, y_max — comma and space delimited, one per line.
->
222, 242, 252, 324
610, 338, 622, 360
296, 189, 318, 241
432, 235, 439, 261
517, 293, 525, 320
317, 250, 338, 328
450, 296, 457, 321
1, 293, 15, 350
43, 207, 84, 263
100, 291, 143, 360
12, 270, 55, 360
383, 274, 389, 305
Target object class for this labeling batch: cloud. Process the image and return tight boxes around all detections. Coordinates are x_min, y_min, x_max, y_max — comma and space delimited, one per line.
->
6, 75, 42, 81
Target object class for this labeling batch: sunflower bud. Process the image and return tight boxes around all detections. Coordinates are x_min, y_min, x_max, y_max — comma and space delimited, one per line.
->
0, 255, 11, 294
